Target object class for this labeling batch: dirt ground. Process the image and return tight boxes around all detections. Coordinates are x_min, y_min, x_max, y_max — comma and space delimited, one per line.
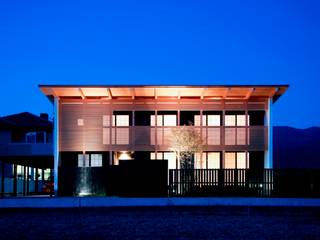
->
0, 206, 319, 240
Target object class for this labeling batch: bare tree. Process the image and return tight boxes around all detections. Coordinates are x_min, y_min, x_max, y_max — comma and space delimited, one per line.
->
170, 126, 205, 168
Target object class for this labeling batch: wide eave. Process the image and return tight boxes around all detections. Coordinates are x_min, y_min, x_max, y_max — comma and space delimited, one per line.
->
39, 84, 288, 103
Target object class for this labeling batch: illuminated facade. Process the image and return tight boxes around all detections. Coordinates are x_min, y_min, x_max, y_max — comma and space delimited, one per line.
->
40, 85, 288, 194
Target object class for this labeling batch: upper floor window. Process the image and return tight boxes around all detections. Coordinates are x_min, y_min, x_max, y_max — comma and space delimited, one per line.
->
225, 114, 249, 126
25, 132, 46, 143
113, 115, 129, 126
194, 115, 221, 126
150, 115, 177, 126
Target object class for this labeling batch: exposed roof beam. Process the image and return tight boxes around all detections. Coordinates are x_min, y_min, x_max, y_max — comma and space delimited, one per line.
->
154, 88, 158, 99
245, 88, 255, 99
268, 87, 278, 97
222, 88, 230, 99
51, 88, 58, 97
107, 88, 112, 99
201, 88, 207, 99
78, 88, 85, 99
131, 88, 135, 100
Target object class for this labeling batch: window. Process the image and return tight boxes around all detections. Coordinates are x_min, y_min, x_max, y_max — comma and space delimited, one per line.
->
237, 152, 247, 169
150, 115, 177, 126
163, 115, 176, 126
113, 115, 129, 126
207, 115, 220, 126
150, 152, 177, 169
195, 152, 220, 169
224, 152, 236, 169
224, 152, 249, 169
109, 114, 130, 145
225, 114, 249, 145
103, 115, 110, 126
225, 115, 236, 126
208, 152, 220, 169
237, 115, 246, 126
25, 132, 46, 143
91, 154, 103, 167
17, 165, 23, 178
78, 154, 102, 167
225, 114, 249, 126
26, 132, 36, 143
77, 119, 84, 126
194, 115, 220, 126
44, 169, 51, 181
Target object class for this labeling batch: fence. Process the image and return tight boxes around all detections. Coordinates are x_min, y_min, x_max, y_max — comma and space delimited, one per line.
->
169, 169, 320, 197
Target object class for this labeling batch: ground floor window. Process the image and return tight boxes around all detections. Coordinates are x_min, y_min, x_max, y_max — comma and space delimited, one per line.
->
195, 152, 221, 169
78, 154, 103, 167
150, 152, 176, 169
224, 152, 249, 169
224, 152, 249, 185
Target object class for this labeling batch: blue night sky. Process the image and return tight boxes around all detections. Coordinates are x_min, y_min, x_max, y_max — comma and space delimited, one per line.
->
0, 0, 319, 128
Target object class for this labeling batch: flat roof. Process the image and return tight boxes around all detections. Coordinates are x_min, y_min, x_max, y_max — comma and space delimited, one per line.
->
39, 84, 288, 102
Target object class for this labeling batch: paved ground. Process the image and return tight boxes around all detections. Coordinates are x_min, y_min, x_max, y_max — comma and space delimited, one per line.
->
0, 207, 319, 240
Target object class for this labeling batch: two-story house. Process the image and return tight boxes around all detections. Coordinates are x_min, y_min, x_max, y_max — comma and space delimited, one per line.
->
0, 112, 53, 196
40, 85, 288, 196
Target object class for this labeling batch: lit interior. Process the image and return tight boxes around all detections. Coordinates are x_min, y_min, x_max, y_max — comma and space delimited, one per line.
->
119, 151, 132, 160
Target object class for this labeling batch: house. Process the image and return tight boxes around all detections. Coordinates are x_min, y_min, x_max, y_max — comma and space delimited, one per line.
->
40, 85, 288, 196
0, 112, 53, 196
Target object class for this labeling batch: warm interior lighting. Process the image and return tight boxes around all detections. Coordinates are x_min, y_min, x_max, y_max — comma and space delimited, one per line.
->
119, 151, 132, 160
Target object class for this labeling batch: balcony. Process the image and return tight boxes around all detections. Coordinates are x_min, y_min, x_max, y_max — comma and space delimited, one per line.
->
0, 143, 53, 157
64, 126, 267, 152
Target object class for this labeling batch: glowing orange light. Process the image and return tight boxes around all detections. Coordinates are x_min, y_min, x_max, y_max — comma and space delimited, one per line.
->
119, 151, 132, 160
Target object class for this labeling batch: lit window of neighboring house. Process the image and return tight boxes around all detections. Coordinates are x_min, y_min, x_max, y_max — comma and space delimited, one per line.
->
78, 154, 103, 167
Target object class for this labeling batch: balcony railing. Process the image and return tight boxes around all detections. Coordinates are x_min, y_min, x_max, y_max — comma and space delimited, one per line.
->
0, 143, 53, 156
67, 126, 267, 152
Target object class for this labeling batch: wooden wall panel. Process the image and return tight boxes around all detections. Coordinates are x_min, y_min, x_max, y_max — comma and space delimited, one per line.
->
60, 103, 84, 151
59, 100, 267, 152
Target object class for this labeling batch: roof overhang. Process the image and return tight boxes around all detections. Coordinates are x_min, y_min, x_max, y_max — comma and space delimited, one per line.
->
39, 85, 288, 103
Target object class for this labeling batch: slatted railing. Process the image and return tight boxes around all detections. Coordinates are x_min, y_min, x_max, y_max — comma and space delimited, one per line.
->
169, 169, 320, 197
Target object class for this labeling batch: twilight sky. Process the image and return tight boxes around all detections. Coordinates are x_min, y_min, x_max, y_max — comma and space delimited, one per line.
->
0, 0, 319, 128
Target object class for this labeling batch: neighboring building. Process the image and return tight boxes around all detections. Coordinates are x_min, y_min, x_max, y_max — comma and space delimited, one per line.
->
40, 85, 288, 195
0, 112, 53, 196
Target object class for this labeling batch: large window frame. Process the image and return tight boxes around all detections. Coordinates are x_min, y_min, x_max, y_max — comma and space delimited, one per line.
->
78, 154, 103, 167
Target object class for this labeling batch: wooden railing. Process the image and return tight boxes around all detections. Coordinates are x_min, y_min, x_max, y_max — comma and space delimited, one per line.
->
62, 126, 267, 151
169, 169, 320, 197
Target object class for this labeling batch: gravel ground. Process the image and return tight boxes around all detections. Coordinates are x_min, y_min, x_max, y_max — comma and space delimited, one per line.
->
0, 206, 319, 240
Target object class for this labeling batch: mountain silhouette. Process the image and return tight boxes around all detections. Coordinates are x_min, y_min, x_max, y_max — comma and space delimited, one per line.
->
273, 126, 320, 168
